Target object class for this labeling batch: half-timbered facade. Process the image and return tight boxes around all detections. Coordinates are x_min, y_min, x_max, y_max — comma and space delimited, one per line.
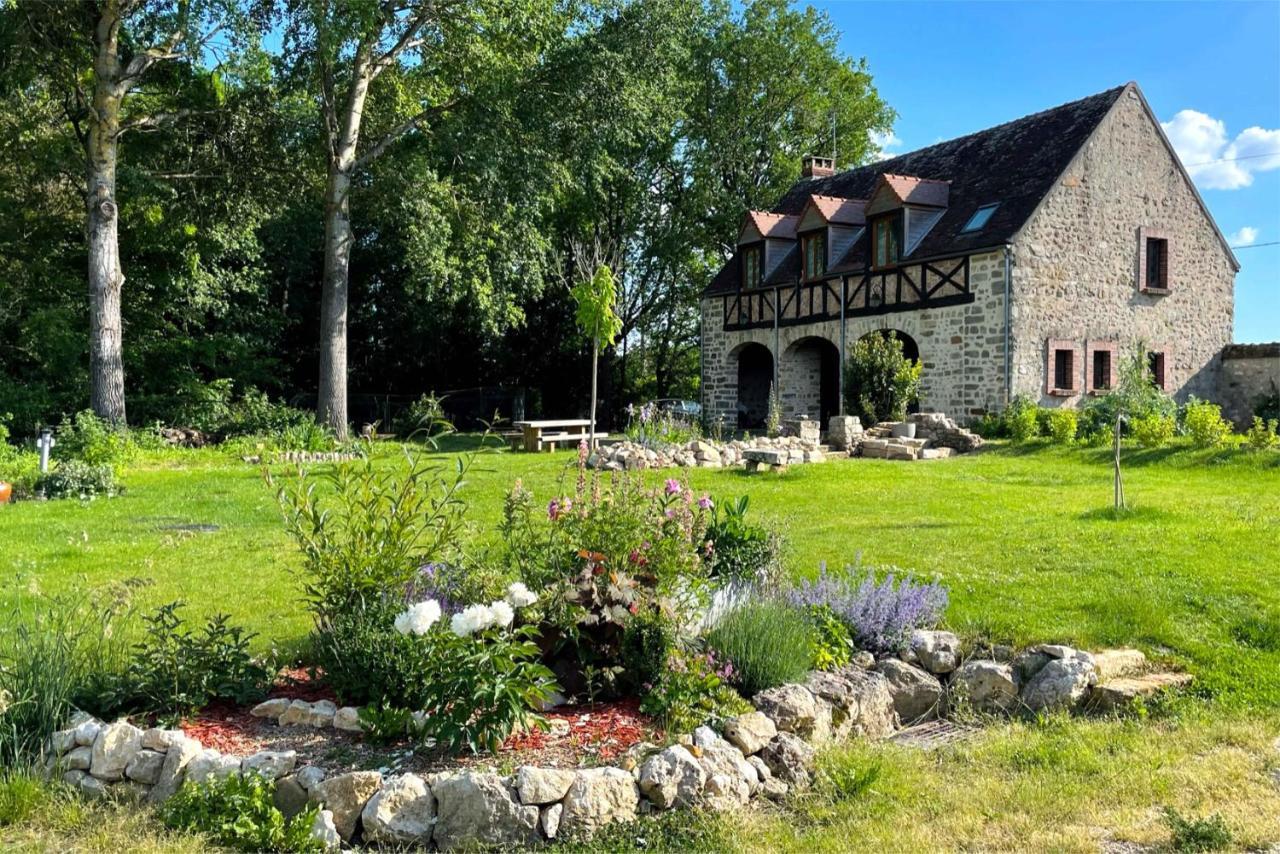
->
700, 82, 1240, 428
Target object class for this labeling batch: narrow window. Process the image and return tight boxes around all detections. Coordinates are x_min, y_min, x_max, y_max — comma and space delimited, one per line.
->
1053, 348, 1074, 391
1091, 350, 1112, 391
1145, 237, 1169, 290
803, 232, 826, 279
872, 217, 899, 267
743, 246, 761, 288
1147, 351, 1166, 389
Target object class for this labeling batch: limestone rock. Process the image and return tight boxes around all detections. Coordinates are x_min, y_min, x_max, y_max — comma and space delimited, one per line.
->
77, 773, 110, 799
515, 766, 576, 806
639, 745, 706, 809
758, 732, 815, 787
700, 773, 749, 811
90, 721, 143, 782
61, 746, 91, 771
559, 767, 640, 838
242, 750, 297, 781
279, 699, 337, 728
1090, 672, 1193, 711
148, 735, 201, 804
1091, 648, 1147, 681
1012, 649, 1053, 687
747, 755, 772, 781
692, 725, 720, 749
361, 773, 435, 845
310, 809, 341, 850
951, 660, 1019, 714
274, 775, 309, 818
124, 749, 166, 785
50, 729, 76, 755
310, 770, 382, 842
875, 659, 943, 723
759, 777, 789, 801
432, 771, 539, 851
1021, 657, 1095, 713
753, 684, 818, 736
541, 803, 563, 839
73, 719, 102, 747
723, 712, 777, 755
186, 750, 241, 785
296, 765, 327, 791
250, 697, 292, 719
910, 630, 961, 674
699, 741, 758, 795
333, 706, 363, 732
809, 667, 897, 739
140, 728, 186, 752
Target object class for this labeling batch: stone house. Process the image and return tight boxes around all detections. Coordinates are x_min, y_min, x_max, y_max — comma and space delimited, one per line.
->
700, 82, 1251, 429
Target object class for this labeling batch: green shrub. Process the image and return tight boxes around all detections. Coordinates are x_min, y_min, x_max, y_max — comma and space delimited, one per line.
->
273, 446, 474, 623
970, 411, 1006, 439
393, 392, 454, 439
1245, 416, 1279, 451
802, 605, 854, 671
1161, 806, 1232, 852
123, 602, 272, 722
1131, 414, 1175, 448
161, 772, 321, 852
36, 460, 119, 500
707, 599, 813, 696
1005, 395, 1040, 443
705, 495, 782, 588
54, 410, 136, 468
620, 611, 675, 694
1080, 345, 1177, 441
638, 648, 751, 733
311, 599, 435, 708
1045, 408, 1078, 444
1183, 398, 1231, 448
1083, 424, 1115, 448
843, 332, 921, 425
0, 421, 40, 498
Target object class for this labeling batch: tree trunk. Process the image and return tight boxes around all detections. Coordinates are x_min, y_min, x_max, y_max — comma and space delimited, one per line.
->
86, 1, 127, 425
589, 341, 598, 447
316, 49, 374, 440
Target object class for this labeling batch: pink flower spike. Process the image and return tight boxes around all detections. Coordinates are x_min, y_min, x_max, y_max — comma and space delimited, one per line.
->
664, 478, 682, 495
698, 495, 713, 510
547, 499, 560, 521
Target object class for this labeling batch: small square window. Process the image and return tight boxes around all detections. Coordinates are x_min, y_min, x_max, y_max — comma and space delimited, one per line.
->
1053, 349, 1074, 391
1091, 350, 1112, 391
961, 203, 999, 233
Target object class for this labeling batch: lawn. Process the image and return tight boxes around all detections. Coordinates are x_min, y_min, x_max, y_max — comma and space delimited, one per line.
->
2, 439, 1279, 850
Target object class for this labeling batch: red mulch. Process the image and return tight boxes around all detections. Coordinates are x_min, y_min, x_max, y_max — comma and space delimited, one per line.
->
272, 667, 338, 704
506, 697, 659, 763
181, 700, 265, 755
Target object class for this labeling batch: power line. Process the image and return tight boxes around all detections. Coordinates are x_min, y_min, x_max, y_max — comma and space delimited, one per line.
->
1231, 240, 1280, 249
1183, 150, 1280, 168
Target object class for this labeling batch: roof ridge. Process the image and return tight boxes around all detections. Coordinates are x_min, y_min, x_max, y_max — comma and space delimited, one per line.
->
881, 173, 951, 185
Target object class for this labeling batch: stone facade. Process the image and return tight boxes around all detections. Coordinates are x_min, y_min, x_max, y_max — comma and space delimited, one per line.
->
1218, 343, 1280, 426
700, 86, 1241, 425
1010, 88, 1235, 408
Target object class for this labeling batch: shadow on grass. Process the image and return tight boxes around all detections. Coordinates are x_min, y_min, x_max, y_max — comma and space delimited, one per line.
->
1077, 505, 1171, 523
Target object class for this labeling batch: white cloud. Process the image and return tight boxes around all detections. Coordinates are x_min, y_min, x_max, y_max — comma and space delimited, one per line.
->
869, 129, 901, 161
1228, 226, 1259, 246
1161, 109, 1280, 190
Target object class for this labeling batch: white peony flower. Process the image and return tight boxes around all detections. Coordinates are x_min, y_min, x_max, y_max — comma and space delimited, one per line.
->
394, 600, 442, 636
451, 603, 495, 637
490, 599, 514, 628
505, 581, 538, 608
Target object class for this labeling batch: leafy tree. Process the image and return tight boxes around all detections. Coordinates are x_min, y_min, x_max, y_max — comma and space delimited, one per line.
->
572, 265, 623, 446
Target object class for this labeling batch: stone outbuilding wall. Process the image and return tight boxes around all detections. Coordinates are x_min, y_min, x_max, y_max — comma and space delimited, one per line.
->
1010, 88, 1236, 407
1217, 343, 1280, 426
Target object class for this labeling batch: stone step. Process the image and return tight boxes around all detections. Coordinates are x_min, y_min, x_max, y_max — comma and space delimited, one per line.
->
1091, 648, 1147, 681
1090, 672, 1193, 711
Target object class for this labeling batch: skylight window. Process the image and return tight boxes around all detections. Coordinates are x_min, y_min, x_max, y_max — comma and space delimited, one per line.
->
961, 203, 999, 233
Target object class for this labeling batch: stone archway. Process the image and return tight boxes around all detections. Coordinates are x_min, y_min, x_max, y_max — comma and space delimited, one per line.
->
862, 328, 920, 364
782, 336, 841, 424
733, 342, 774, 429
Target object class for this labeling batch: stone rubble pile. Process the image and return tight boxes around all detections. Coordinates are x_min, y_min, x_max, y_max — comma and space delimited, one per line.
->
859, 412, 985, 461
43, 641, 1188, 850
587, 434, 831, 471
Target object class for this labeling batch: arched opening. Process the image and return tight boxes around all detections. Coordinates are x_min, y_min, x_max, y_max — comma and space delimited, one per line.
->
783, 336, 841, 425
862, 329, 919, 364
734, 343, 774, 429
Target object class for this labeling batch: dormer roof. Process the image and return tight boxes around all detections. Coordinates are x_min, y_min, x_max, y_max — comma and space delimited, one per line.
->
739, 211, 798, 242
879, 174, 951, 208
802, 194, 867, 227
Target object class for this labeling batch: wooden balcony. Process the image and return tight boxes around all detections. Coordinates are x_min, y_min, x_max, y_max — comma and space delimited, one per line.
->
721, 255, 974, 332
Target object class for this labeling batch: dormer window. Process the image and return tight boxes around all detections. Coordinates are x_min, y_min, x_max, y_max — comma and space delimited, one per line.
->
802, 231, 826, 279
872, 215, 900, 268
742, 245, 762, 288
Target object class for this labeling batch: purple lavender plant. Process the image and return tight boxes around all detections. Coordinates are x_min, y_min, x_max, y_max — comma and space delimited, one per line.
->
403, 562, 463, 615
787, 561, 948, 653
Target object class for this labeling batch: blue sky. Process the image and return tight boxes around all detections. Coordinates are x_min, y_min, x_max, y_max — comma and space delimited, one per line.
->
821, 0, 1280, 343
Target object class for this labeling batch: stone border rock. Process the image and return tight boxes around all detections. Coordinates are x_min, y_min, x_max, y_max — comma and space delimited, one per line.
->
43, 641, 1188, 850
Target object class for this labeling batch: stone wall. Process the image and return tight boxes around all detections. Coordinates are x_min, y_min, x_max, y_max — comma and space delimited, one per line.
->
1218, 343, 1280, 426
1010, 87, 1236, 407
700, 250, 1009, 426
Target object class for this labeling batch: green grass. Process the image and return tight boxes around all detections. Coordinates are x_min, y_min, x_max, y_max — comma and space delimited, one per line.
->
2, 437, 1279, 851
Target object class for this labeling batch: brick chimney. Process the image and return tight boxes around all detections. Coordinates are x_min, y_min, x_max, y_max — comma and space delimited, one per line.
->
802, 155, 835, 179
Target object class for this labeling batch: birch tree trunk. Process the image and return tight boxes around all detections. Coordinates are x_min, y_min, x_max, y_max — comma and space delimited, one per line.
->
316, 48, 374, 440
86, 1, 128, 425
589, 340, 598, 447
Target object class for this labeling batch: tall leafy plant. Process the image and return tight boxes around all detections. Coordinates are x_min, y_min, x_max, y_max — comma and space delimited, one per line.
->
843, 332, 921, 425
572, 264, 623, 447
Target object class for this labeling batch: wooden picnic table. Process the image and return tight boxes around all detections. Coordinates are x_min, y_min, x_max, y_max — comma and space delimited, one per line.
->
513, 419, 599, 452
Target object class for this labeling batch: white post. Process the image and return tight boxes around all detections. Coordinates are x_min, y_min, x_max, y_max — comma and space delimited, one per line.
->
37, 429, 56, 474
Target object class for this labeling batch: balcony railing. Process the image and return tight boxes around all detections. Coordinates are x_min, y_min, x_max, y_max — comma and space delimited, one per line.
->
722, 255, 974, 331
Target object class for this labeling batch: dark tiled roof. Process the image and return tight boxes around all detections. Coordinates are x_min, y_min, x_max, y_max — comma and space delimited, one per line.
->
705, 84, 1128, 296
